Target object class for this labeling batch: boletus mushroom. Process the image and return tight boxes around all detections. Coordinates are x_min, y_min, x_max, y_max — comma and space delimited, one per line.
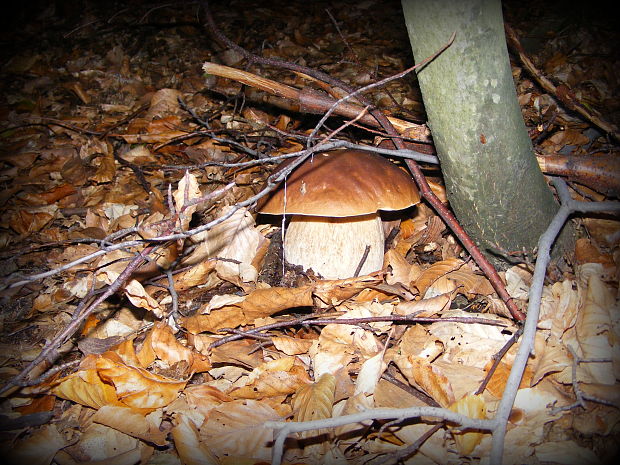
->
257, 150, 420, 279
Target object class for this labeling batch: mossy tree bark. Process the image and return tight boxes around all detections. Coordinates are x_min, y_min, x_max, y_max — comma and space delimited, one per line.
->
401, 0, 571, 268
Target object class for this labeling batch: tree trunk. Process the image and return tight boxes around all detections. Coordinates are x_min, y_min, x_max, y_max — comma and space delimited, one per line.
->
400, 0, 571, 267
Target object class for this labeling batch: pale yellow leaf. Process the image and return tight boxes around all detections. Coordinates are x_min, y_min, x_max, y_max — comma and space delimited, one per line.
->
448, 394, 487, 455
96, 353, 187, 411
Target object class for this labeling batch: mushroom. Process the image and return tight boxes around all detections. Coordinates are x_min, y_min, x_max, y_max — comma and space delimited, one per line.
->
257, 149, 420, 279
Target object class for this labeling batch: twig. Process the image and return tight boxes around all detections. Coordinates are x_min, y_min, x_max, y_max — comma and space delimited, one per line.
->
266, 406, 493, 465
490, 178, 620, 463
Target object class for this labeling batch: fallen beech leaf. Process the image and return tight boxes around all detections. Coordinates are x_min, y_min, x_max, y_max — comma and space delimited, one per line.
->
92, 405, 167, 446
173, 170, 202, 231
9, 206, 56, 235
271, 335, 314, 355
292, 373, 336, 456
313, 274, 383, 304
120, 130, 189, 144
51, 357, 121, 409
448, 394, 487, 455
97, 249, 164, 317
92, 149, 116, 184
354, 350, 386, 396
146, 322, 211, 373
183, 384, 233, 418
146, 88, 183, 119
172, 413, 220, 465
200, 399, 283, 461
393, 354, 455, 408
189, 206, 263, 283
394, 292, 453, 317
229, 357, 311, 399
96, 353, 187, 411
292, 373, 335, 423
7, 424, 66, 465
431, 269, 495, 298
574, 265, 617, 385
535, 440, 601, 465
19, 183, 76, 205
413, 258, 464, 297
182, 286, 314, 333
63, 422, 144, 463
385, 248, 422, 288
579, 382, 620, 408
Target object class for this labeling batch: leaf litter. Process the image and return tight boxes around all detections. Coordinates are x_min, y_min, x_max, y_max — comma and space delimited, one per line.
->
0, 1, 618, 464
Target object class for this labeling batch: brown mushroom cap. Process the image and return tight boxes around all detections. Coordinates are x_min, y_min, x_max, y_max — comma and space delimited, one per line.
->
257, 150, 420, 217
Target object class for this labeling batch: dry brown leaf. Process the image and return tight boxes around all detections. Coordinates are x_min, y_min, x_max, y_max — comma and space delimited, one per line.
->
448, 394, 487, 455
312, 274, 383, 304
292, 373, 335, 422
271, 335, 314, 355
292, 373, 336, 456
146, 88, 183, 119
575, 237, 616, 268
50, 356, 121, 409
385, 248, 422, 288
574, 264, 617, 385
119, 130, 189, 144
354, 350, 386, 396
172, 413, 220, 465
145, 322, 211, 373
183, 384, 233, 418
6, 424, 66, 465
200, 399, 283, 461
431, 269, 495, 298
535, 440, 602, 465
92, 405, 167, 446
9, 206, 56, 235
62, 422, 146, 464
394, 292, 453, 318
96, 352, 187, 411
96, 249, 164, 317
413, 258, 464, 297
531, 337, 571, 387
579, 382, 620, 408
186, 206, 263, 284
182, 286, 314, 333
228, 357, 311, 399
173, 170, 202, 231
393, 354, 455, 407
155, 260, 218, 291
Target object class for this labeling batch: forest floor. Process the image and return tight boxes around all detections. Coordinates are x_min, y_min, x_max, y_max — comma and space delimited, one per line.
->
0, 1, 618, 464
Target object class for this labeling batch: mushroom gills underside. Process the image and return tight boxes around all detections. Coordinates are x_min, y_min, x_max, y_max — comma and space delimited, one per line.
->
283, 214, 384, 279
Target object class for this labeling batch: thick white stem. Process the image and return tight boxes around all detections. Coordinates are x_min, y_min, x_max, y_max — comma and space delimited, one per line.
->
283, 214, 384, 279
